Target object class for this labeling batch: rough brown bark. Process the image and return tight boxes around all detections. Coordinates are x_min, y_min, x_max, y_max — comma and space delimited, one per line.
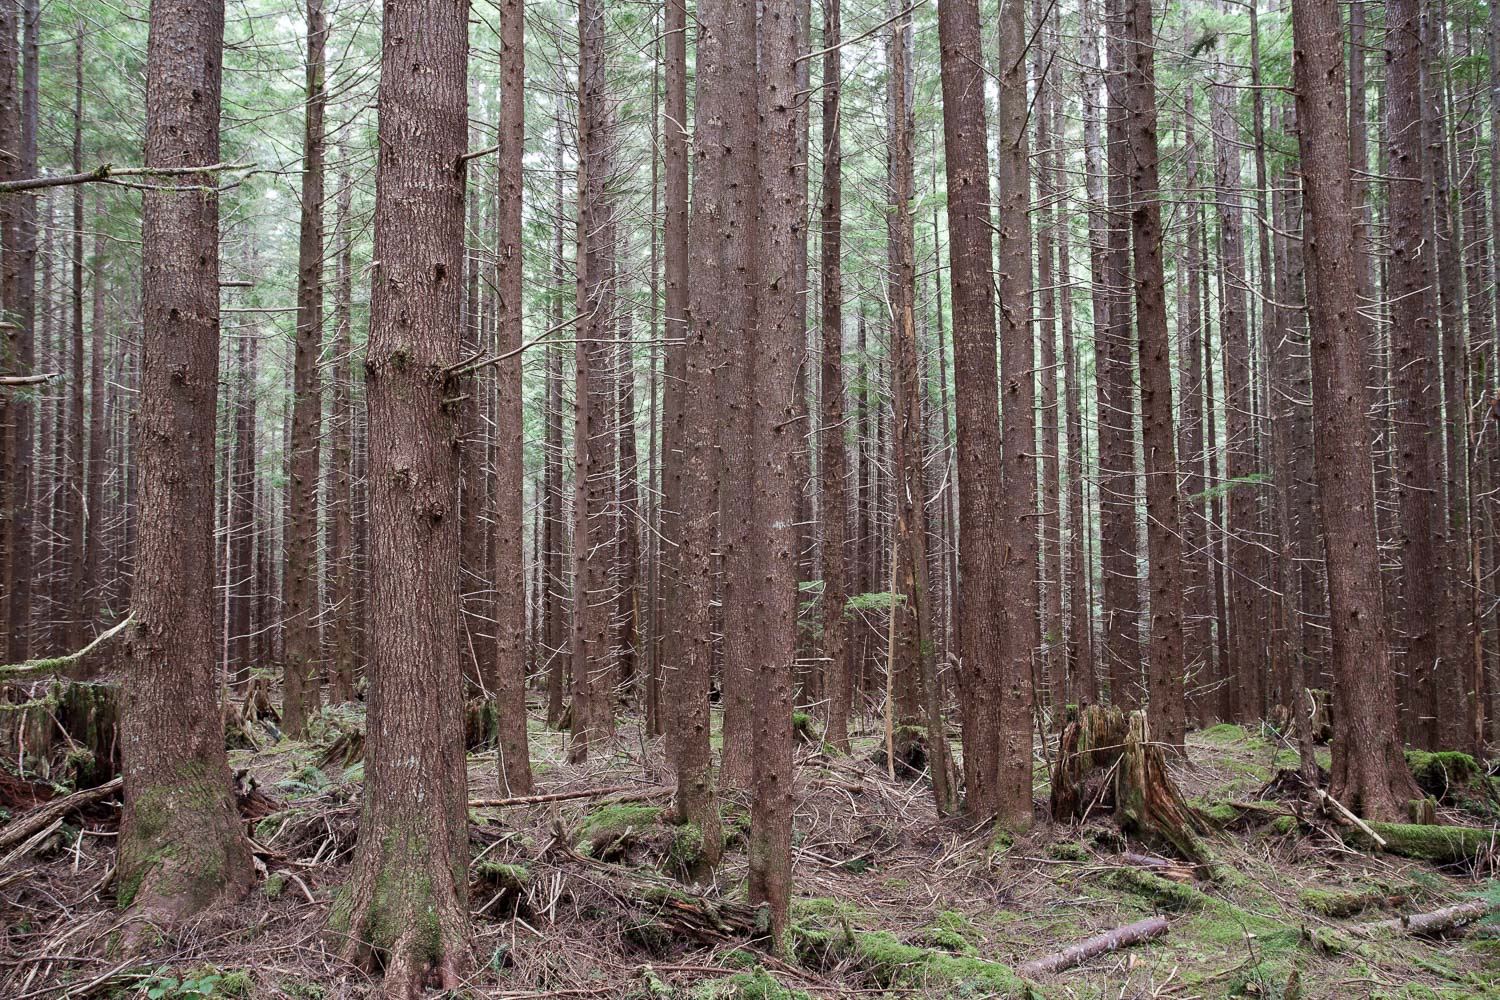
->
283, 0, 328, 736
570, 0, 616, 760
1387, 0, 1449, 751
326, 167, 356, 705
818, 0, 851, 753
1291, 0, 1423, 822
663, 0, 722, 880
1123, 0, 1185, 749
748, 0, 801, 941
1097, 0, 1142, 708
65, 22, 85, 647
119, 0, 253, 929
937, 0, 1010, 825
328, 0, 475, 988
492, 0, 532, 796
993, 0, 1038, 831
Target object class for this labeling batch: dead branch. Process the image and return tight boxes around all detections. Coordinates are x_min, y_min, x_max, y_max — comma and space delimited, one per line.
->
1020, 915, 1170, 976
0, 614, 135, 681
0, 777, 123, 855
0, 161, 252, 194
1352, 899, 1491, 938
470, 784, 669, 809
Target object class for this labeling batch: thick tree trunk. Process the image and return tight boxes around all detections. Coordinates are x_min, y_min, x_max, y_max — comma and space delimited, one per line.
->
119, 0, 253, 929
570, 0, 616, 760
328, 0, 475, 989
1291, 0, 1423, 821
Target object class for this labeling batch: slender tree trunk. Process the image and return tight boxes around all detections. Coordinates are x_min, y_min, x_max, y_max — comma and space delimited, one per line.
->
819, 0, 851, 753
327, 167, 356, 704
748, 0, 801, 941
119, 0, 253, 929
937, 0, 1014, 825
664, 0, 723, 879
329, 0, 475, 988
283, 0, 328, 736
80, 192, 107, 634
1123, 0, 1185, 748
1291, 0, 1424, 821
65, 21, 86, 644
492, 0, 533, 795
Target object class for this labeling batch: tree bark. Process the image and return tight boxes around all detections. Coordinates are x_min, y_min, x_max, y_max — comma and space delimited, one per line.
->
937, 0, 1012, 825
328, 0, 475, 988
818, 0, 851, 753
1124, 0, 1185, 749
749, 0, 801, 941
1291, 0, 1423, 821
283, 0, 328, 736
119, 0, 253, 929
492, 0, 533, 796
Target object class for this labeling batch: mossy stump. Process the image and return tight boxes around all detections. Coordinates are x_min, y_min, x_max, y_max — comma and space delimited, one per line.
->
1050, 706, 1211, 866
0, 679, 120, 786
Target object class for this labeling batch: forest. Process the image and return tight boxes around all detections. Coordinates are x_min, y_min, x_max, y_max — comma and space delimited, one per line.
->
1, 0, 1499, 995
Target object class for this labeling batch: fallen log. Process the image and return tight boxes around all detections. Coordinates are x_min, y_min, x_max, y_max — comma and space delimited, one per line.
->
1343, 821, 1497, 864
1121, 851, 1196, 883
1020, 915, 1170, 976
469, 784, 670, 809
0, 776, 122, 855
1351, 899, 1490, 939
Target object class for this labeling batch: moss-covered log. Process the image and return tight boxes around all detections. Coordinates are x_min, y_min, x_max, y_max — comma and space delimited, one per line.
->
1342, 822, 1497, 864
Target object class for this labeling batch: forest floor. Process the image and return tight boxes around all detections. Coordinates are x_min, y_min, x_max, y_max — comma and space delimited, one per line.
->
2, 698, 1499, 999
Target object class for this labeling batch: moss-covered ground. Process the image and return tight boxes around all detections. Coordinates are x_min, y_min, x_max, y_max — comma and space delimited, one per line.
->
1, 698, 1496, 998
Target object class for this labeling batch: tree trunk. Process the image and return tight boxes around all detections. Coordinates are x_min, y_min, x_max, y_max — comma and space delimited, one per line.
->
328, 0, 475, 988
937, 0, 1012, 825
119, 0, 253, 929
283, 0, 327, 737
326, 166, 356, 704
749, 0, 801, 941
818, 0, 851, 753
1123, 0, 1185, 749
663, 0, 723, 880
993, 0, 1038, 831
1291, 0, 1424, 821
492, 0, 533, 796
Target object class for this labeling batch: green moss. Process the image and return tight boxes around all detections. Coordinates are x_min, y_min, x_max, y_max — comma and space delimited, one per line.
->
1269, 815, 1298, 836
791, 924, 1034, 997
1404, 750, 1480, 798
579, 804, 662, 841
689, 969, 811, 1000
1045, 840, 1090, 862
1297, 887, 1382, 918
1200, 723, 1248, 744
1105, 868, 1211, 912
264, 873, 287, 900
669, 821, 706, 872
791, 896, 863, 921
473, 861, 529, 890
1347, 822, 1496, 863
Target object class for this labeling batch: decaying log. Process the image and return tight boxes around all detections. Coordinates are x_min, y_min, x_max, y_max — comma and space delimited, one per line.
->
1343, 821, 1497, 864
1121, 851, 1196, 882
1050, 706, 1210, 865
0, 776, 123, 856
1351, 900, 1491, 938
1019, 915, 1170, 976
470, 784, 669, 810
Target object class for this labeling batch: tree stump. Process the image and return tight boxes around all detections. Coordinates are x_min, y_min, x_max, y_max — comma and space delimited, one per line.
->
1049, 706, 1210, 865
0, 679, 120, 787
